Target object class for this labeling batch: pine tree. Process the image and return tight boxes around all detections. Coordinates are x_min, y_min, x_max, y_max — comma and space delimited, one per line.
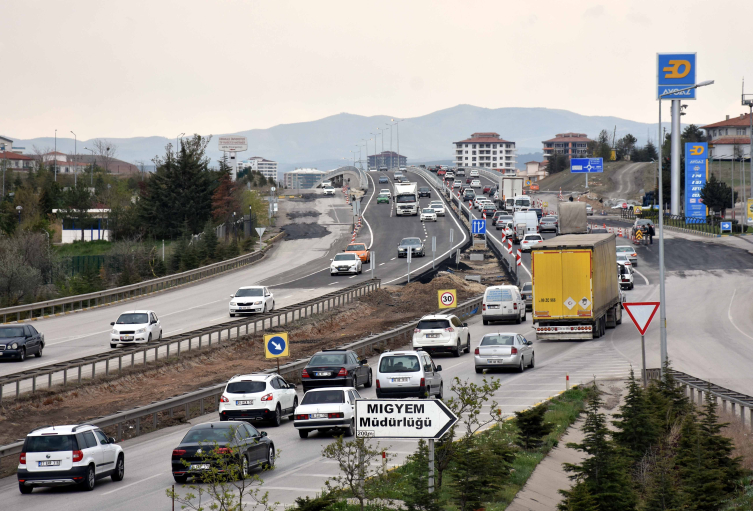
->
612, 368, 658, 462
515, 404, 554, 450
697, 386, 742, 494
402, 440, 441, 511
643, 446, 682, 511
200, 221, 218, 261
447, 438, 513, 511
558, 481, 598, 511
676, 413, 724, 511
647, 360, 690, 435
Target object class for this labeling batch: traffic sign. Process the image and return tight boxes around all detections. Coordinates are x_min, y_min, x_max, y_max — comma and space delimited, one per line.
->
471, 219, 486, 234
571, 158, 604, 173
255, 227, 266, 238
438, 289, 457, 309
685, 142, 708, 219
355, 399, 458, 439
657, 52, 697, 100
264, 333, 289, 358
543, 201, 548, 208
622, 302, 660, 335
633, 206, 643, 216
721, 221, 732, 232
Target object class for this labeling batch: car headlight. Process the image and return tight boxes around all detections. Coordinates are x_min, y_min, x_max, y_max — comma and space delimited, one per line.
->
253, 301, 262, 305
230, 301, 237, 306
136, 328, 147, 334
11, 342, 18, 349
112, 329, 118, 335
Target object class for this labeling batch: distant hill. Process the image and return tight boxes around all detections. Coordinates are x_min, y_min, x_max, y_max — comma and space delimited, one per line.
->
4, 105, 672, 176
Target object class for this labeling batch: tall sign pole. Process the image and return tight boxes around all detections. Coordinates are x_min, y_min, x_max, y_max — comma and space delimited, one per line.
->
218, 136, 248, 181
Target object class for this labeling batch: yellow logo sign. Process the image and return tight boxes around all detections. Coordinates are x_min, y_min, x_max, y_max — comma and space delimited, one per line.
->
663, 60, 691, 79
689, 145, 705, 156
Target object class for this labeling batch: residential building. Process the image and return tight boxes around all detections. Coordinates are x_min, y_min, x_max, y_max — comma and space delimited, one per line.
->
368, 151, 406, 169
542, 133, 593, 160
517, 161, 549, 182
283, 168, 326, 189
42, 151, 89, 175
238, 156, 278, 180
452, 132, 516, 170
1, 136, 36, 170
701, 113, 752, 160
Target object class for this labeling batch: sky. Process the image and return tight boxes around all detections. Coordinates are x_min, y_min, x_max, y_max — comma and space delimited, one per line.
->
4, 0, 753, 140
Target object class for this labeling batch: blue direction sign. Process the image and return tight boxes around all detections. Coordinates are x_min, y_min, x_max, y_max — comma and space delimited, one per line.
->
657, 53, 697, 100
571, 158, 604, 173
721, 222, 732, 232
471, 219, 486, 234
264, 333, 289, 358
684, 142, 708, 219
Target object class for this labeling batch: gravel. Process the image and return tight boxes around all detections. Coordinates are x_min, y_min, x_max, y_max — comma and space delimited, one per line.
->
280, 223, 331, 240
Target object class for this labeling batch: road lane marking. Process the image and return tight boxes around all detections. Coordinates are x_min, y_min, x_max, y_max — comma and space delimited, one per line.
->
379, 263, 385, 266
727, 289, 753, 341
391, 257, 396, 260
102, 473, 162, 495
632, 268, 650, 286
328, 282, 337, 285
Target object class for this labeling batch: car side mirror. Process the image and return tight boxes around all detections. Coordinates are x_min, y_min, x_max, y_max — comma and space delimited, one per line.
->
229, 294, 234, 299
462, 323, 468, 327
289, 383, 297, 389
527, 341, 533, 346
110, 322, 115, 326
260, 431, 268, 437
435, 365, 442, 371
108, 437, 116, 444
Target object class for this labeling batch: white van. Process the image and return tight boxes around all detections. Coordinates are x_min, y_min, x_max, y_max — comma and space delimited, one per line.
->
482, 285, 526, 325
512, 210, 538, 242
513, 195, 531, 212
375, 350, 443, 399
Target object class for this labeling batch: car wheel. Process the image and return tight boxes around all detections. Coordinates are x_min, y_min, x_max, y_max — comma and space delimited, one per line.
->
82, 465, 96, 491
344, 419, 355, 437
18, 348, 25, 362
298, 429, 309, 439
240, 454, 249, 478
271, 405, 282, 427
147, 333, 152, 343
529, 353, 535, 369
630, 283, 634, 290
271, 301, 275, 312
518, 358, 525, 373
437, 383, 444, 400
173, 474, 188, 484
475, 368, 483, 374
465, 336, 471, 353
263, 304, 267, 314
18, 483, 32, 495
515, 313, 522, 325
364, 370, 373, 388
158, 330, 163, 340
35, 344, 43, 358
263, 446, 275, 469
483, 319, 489, 325
523, 311, 527, 322
452, 339, 461, 357
219, 415, 228, 421
110, 343, 118, 349
290, 397, 298, 420
112, 454, 125, 482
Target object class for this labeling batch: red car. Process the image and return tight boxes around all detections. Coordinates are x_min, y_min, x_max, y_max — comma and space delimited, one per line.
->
437, 169, 446, 177
482, 186, 491, 193
466, 178, 472, 184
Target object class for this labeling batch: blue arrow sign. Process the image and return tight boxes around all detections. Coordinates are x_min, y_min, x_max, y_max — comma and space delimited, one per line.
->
571, 158, 604, 173
472, 219, 486, 234
267, 335, 286, 355
721, 222, 732, 232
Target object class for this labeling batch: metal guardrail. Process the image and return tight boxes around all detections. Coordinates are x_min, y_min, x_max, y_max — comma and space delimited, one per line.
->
313, 166, 368, 191
0, 232, 286, 324
0, 280, 381, 404
0, 295, 482, 461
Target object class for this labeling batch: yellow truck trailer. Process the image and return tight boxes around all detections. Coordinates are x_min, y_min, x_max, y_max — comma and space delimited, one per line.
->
530, 234, 622, 340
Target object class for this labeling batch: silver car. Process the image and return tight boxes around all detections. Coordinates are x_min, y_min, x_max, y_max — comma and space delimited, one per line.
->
474, 333, 534, 373
519, 282, 533, 312
376, 351, 443, 399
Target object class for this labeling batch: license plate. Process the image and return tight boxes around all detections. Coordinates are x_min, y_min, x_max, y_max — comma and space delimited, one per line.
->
236, 400, 253, 405
487, 359, 503, 364
487, 305, 499, 309
120, 336, 134, 341
190, 464, 210, 470
38, 460, 60, 467
392, 377, 409, 383
310, 413, 328, 419
425, 333, 439, 338
315, 372, 331, 377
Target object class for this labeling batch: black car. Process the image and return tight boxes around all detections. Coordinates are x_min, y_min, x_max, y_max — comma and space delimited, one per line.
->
418, 187, 431, 198
463, 190, 476, 201
0, 325, 44, 361
378, 176, 389, 183
171, 422, 274, 483
397, 237, 426, 258
481, 205, 497, 217
301, 349, 373, 392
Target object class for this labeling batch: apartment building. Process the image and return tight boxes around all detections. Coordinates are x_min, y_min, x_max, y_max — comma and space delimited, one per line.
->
452, 132, 516, 170
542, 133, 593, 160
238, 156, 278, 180
368, 151, 406, 169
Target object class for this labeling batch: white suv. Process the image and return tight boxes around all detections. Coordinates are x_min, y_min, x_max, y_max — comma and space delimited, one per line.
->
323, 186, 335, 196
412, 314, 471, 357
18, 424, 124, 493
219, 373, 298, 427
376, 350, 443, 399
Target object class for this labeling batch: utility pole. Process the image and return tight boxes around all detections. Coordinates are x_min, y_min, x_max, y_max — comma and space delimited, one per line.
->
670, 100, 681, 215
54, 129, 57, 181
743, 80, 753, 228
71, 131, 77, 186
386, 123, 393, 169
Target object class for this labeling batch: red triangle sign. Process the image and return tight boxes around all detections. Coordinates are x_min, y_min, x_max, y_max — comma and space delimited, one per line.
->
622, 302, 660, 335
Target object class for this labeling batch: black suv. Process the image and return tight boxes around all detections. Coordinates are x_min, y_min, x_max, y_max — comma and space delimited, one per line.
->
0, 325, 44, 361
418, 187, 431, 198
301, 349, 373, 392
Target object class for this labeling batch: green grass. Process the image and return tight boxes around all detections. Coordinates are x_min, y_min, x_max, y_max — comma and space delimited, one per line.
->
53, 240, 113, 256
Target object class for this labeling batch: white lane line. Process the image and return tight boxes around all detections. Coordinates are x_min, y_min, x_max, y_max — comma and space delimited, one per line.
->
328, 282, 337, 285
379, 263, 385, 266
47, 329, 112, 346
102, 473, 162, 495
391, 257, 397, 260
160, 299, 225, 317
349, 275, 357, 279
267, 266, 330, 287
362, 174, 377, 249
727, 289, 753, 341
633, 268, 650, 286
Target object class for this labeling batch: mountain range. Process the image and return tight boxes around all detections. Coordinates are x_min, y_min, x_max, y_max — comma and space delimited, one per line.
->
5, 105, 672, 175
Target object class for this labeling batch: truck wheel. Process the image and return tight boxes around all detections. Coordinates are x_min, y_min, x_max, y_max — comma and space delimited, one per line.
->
483, 319, 489, 325
515, 313, 521, 325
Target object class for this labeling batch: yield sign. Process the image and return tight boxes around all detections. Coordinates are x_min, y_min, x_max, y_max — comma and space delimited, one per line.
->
622, 302, 660, 335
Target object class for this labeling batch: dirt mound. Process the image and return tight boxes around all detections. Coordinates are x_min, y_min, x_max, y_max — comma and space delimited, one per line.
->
287, 210, 321, 220
361, 274, 484, 315
281, 223, 330, 240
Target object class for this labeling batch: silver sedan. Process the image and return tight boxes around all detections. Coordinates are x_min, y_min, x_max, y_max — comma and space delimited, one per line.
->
474, 333, 534, 373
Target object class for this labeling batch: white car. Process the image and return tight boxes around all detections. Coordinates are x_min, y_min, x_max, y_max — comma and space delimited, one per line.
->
469, 169, 479, 177
471, 179, 482, 188
453, 181, 462, 189
616, 252, 633, 268
586, 204, 593, 215
445, 171, 455, 180
322, 187, 335, 196
219, 373, 298, 426
420, 208, 438, 222
330, 253, 362, 275
520, 233, 544, 252
378, 189, 391, 198
618, 263, 634, 290
429, 201, 445, 216
110, 310, 162, 348
229, 286, 275, 317
18, 424, 124, 493
616, 246, 638, 266
411, 313, 471, 357
294, 387, 360, 438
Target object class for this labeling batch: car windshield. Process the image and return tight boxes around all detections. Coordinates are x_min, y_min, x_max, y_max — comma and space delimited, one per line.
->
346, 245, 365, 251
181, 427, 234, 444
301, 390, 344, 405
525, 235, 542, 241
235, 288, 263, 297
379, 190, 389, 194
480, 334, 516, 346
515, 199, 530, 206
396, 195, 415, 203
521, 283, 532, 292
419, 188, 429, 192
417, 319, 450, 329
309, 354, 347, 366
379, 355, 421, 373
616, 247, 633, 253
226, 381, 267, 394
0, 327, 25, 338
24, 434, 77, 452
400, 238, 422, 246
422, 209, 434, 214
334, 254, 356, 261
116, 313, 149, 324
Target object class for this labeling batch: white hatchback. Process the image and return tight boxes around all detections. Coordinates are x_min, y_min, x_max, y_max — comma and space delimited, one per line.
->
294, 387, 360, 438
110, 310, 162, 348
520, 233, 544, 252
323, 187, 335, 196
229, 286, 275, 317
471, 179, 482, 188
219, 373, 298, 426
469, 169, 479, 177
412, 314, 470, 356
420, 208, 438, 222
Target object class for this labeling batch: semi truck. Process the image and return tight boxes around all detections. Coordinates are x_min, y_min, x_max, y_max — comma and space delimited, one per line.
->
557, 202, 588, 234
500, 177, 524, 211
394, 182, 419, 216
531, 234, 622, 340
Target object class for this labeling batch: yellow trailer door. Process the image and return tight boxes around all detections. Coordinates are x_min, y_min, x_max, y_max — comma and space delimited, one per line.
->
532, 250, 563, 319
561, 250, 593, 319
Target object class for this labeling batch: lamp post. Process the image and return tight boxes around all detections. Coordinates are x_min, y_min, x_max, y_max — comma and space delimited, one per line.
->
386, 123, 394, 169
742, 85, 753, 228
370, 134, 378, 170
657, 79, 713, 374
362, 139, 369, 170
54, 129, 57, 181
71, 131, 77, 186
84, 147, 96, 186
393, 119, 404, 170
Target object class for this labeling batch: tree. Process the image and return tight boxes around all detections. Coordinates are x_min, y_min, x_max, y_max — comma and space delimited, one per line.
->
616, 134, 637, 160
212, 157, 241, 222
675, 412, 724, 511
682, 124, 706, 143
612, 368, 658, 462
558, 481, 598, 511
321, 437, 387, 511
596, 130, 612, 161
447, 437, 514, 511
697, 386, 742, 493
547, 154, 570, 174
402, 440, 441, 511
700, 174, 736, 216
515, 403, 554, 450
92, 139, 118, 173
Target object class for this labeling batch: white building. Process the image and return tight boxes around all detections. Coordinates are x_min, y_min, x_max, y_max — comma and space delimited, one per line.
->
452, 132, 516, 170
238, 156, 278, 180
283, 168, 326, 189
701, 113, 752, 160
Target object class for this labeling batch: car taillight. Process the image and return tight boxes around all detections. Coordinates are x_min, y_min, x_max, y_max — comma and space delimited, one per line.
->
72, 450, 84, 462
482, 304, 486, 311
19, 452, 26, 465
474, 348, 479, 355
260, 393, 273, 401
444, 327, 454, 332
511, 347, 518, 354
414, 328, 421, 333
376, 379, 380, 388
420, 378, 425, 387
220, 395, 229, 403
295, 414, 309, 420
328, 412, 345, 419
338, 368, 348, 377
513, 303, 518, 310
216, 447, 231, 454
172, 449, 186, 456
302, 369, 310, 378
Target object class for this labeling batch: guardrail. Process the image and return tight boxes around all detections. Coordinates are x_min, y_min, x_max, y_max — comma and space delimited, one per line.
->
0, 294, 482, 462
313, 166, 368, 191
0, 232, 286, 324
0, 280, 380, 404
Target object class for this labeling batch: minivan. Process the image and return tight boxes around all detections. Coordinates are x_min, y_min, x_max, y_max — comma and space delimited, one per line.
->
512, 211, 539, 242
376, 350, 443, 399
482, 285, 526, 325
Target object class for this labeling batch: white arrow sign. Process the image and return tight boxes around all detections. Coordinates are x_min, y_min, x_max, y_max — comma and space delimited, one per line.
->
355, 399, 458, 439
271, 342, 281, 350
622, 302, 661, 335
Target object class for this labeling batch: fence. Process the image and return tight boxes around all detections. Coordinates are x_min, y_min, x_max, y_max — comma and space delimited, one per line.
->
0, 279, 380, 404
0, 232, 285, 324
0, 294, 481, 462
620, 209, 723, 236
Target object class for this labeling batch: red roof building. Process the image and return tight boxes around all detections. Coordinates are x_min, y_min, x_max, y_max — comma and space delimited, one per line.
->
452, 132, 516, 170
701, 114, 752, 160
542, 133, 593, 160
0, 151, 36, 170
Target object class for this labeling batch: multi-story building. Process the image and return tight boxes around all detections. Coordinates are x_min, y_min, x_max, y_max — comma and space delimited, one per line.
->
283, 168, 326, 189
238, 156, 278, 180
452, 132, 516, 170
542, 133, 593, 160
701, 113, 752, 160
367, 151, 406, 169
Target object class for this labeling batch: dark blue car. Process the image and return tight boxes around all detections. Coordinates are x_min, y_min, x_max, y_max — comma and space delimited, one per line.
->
0, 325, 44, 361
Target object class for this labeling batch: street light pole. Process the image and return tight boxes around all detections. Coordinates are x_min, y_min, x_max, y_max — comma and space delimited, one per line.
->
370, 134, 378, 170
54, 129, 57, 181
386, 123, 393, 169
394, 119, 403, 169
71, 131, 77, 186
84, 147, 96, 187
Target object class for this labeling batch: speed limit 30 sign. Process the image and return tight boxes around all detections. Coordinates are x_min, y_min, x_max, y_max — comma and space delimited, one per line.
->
438, 289, 457, 309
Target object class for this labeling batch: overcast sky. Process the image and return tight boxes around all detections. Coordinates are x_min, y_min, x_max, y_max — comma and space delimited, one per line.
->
4, 0, 753, 140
